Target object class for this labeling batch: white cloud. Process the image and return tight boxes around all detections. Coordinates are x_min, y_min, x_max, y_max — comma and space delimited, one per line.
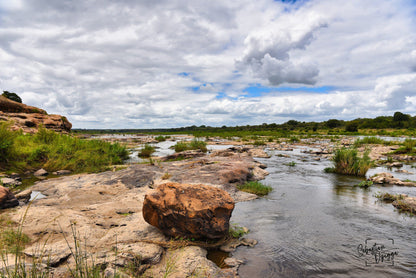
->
0, 0, 416, 128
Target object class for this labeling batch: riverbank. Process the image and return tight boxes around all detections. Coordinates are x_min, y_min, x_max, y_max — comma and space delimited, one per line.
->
2, 134, 416, 277
1, 147, 267, 277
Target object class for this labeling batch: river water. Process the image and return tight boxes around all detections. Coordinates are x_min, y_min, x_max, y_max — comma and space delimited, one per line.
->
231, 148, 416, 278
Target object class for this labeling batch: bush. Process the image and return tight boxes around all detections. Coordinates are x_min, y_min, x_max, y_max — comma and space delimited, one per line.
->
328, 148, 372, 177
2, 91, 22, 103
138, 144, 156, 157
0, 122, 16, 163
353, 136, 390, 147
174, 139, 207, 153
237, 181, 272, 196
0, 126, 129, 174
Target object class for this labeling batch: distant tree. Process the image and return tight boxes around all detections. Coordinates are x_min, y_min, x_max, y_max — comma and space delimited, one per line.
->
345, 122, 359, 132
2, 91, 22, 103
286, 120, 299, 126
393, 111, 410, 122
326, 119, 342, 129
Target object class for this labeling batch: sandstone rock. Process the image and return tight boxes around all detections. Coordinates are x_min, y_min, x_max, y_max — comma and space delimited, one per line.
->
143, 182, 235, 239
0, 177, 22, 187
34, 168, 48, 177
15, 189, 32, 203
369, 172, 416, 186
53, 170, 72, 175
0, 95, 72, 133
0, 185, 19, 209
220, 237, 258, 253
248, 148, 271, 158
251, 166, 269, 181
161, 150, 205, 161
144, 246, 230, 278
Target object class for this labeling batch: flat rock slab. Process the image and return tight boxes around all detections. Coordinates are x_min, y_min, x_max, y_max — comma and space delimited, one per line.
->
3, 150, 264, 276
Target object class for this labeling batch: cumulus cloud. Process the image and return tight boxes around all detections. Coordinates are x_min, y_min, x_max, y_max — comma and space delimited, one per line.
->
236, 8, 327, 85
0, 0, 416, 128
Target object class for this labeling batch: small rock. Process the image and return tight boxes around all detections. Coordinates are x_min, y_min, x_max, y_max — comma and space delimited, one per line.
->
223, 257, 245, 268
15, 189, 32, 203
1, 177, 22, 187
34, 168, 48, 177
54, 170, 72, 175
0, 185, 19, 209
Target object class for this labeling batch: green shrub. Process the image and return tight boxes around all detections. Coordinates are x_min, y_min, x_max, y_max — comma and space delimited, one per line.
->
229, 224, 249, 238
253, 140, 266, 146
237, 181, 272, 196
355, 180, 373, 188
328, 148, 372, 177
0, 122, 16, 163
155, 135, 168, 142
174, 139, 207, 153
374, 191, 404, 202
0, 126, 129, 174
138, 144, 156, 157
2, 91, 22, 103
353, 136, 390, 147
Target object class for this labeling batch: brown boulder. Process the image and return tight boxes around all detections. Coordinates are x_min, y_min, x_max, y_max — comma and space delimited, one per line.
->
0, 185, 19, 209
142, 182, 235, 239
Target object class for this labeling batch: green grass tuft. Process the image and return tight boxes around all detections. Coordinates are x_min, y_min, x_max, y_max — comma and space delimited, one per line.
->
327, 148, 372, 177
138, 144, 156, 158
173, 139, 207, 153
237, 181, 272, 196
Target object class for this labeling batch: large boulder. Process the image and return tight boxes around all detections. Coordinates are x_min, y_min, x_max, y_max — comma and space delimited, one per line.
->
0, 185, 19, 209
142, 182, 235, 239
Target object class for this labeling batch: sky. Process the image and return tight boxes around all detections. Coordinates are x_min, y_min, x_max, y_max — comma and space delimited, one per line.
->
0, 0, 416, 129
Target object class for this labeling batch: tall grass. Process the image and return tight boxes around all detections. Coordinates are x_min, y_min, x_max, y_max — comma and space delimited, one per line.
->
0, 123, 129, 173
237, 181, 272, 196
173, 139, 207, 153
329, 148, 372, 177
394, 138, 416, 154
353, 136, 391, 147
138, 144, 156, 158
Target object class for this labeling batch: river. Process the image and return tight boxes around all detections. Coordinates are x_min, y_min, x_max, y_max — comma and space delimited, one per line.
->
231, 147, 416, 277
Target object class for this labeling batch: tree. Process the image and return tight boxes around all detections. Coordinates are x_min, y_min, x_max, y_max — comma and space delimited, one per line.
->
2, 91, 22, 103
393, 111, 410, 122
326, 119, 341, 129
345, 122, 358, 132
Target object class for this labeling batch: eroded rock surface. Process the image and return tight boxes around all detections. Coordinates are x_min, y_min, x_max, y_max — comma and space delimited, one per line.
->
2, 149, 265, 277
0, 185, 19, 209
0, 95, 72, 133
143, 182, 235, 239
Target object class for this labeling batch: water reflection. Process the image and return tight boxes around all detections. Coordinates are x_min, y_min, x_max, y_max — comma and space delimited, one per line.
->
231, 148, 416, 277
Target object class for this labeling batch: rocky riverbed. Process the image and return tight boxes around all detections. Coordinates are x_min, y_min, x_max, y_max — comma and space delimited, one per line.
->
0, 147, 267, 277
2, 135, 416, 277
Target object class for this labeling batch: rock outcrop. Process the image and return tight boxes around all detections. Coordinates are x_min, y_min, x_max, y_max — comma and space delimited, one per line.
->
143, 182, 235, 239
0, 185, 19, 209
369, 172, 416, 186
0, 95, 72, 133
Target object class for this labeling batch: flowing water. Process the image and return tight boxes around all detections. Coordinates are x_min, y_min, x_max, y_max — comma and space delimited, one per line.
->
231, 148, 416, 277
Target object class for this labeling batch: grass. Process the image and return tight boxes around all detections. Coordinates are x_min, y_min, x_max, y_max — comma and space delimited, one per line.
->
138, 144, 156, 158
353, 136, 392, 147
374, 191, 404, 202
392, 200, 416, 215
355, 180, 373, 188
285, 161, 296, 167
0, 123, 129, 175
237, 181, 272, 196
393, 139, 416, 155
327, 148, 372, 177
173, 139, 207, 153
229, 224, 249, 239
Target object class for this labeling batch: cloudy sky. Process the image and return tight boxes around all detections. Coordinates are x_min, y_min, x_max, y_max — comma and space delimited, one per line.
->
1, 0, 416, 128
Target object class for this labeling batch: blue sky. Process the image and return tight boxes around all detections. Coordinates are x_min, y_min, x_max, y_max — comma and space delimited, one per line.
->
0, 0, 416, 128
